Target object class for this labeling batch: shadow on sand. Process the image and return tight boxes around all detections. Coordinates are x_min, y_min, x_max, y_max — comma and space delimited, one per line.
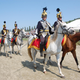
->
21, 57, 79, 78
21, 58, 61, 78
0, 52, 9, 57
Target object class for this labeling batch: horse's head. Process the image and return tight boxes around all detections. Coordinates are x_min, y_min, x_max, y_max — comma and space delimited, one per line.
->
58, 21, 75, 35
7, 31, 13, 41
20, 29, 27, 38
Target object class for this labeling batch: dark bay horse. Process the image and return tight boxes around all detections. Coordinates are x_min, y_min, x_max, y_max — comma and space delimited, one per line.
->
60, 32, 80, 71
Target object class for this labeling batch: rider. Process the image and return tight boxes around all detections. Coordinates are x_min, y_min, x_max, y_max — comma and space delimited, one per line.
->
1, 21, 9, 44
12, 21, 20, 44
54, 8, 63, 30
36, 7, 54, 57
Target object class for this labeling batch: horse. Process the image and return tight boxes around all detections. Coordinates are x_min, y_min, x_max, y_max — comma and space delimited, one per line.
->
60, 32, 80, 71
27, 21, 75, 78
0, 31, 13, 57
12, 29, 28, 57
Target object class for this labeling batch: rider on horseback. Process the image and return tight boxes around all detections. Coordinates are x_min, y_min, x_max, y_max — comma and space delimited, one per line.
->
12, 21, 20, 44
54, 8, 63, 30
36, 7, 54, 57
1, 21, 9, 44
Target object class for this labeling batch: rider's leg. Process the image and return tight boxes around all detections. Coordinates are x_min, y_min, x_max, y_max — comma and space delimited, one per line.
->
1, 37, 4, 46
40, 35, 45, 57
0, 44, 2, 54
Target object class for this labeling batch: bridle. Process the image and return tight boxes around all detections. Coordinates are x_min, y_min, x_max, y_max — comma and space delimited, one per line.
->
57, 22, 70, 35
7, 32, 13, 42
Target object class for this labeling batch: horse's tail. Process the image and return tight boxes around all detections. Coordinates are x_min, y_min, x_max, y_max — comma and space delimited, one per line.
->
28, 44, 33, 61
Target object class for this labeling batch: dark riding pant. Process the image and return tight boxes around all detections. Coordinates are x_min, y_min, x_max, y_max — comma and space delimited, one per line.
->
1, 37, 4, 44
40, 35, 48, 56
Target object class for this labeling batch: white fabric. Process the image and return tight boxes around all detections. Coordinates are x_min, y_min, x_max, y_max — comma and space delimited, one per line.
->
67, 19, 80, 30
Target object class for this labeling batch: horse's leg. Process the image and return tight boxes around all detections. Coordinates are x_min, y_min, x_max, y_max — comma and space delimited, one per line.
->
4, 45, 6, 54
43, 54, 52, 64
17, 45, 19, 55
49, 56, 53, 65
56, 54, 65, 78
31, 48, 37, 68
71, 50, 80, 71
60, 51, 66, 68
19, 45, 22, 56
43, 54, 46, 63
12, 44, 15, 54
9, 46, 12, 58
17, 45, 22, 56
43, 54, 49, 73
4, 45, 8, 57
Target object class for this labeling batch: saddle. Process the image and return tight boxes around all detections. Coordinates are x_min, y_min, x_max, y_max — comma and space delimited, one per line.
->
28, 36, 50, 51
11, 37, 17, 44
0, 38, 5, 44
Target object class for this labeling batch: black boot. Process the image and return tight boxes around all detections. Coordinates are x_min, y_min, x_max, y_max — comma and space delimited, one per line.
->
1, 38, 4, 44
40, 43, 43, 57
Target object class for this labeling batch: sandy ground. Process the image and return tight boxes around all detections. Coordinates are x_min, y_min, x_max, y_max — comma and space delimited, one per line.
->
0, 41, 80, 80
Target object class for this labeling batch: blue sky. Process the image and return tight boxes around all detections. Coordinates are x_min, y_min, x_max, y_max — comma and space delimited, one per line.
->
0, 0, 80, 31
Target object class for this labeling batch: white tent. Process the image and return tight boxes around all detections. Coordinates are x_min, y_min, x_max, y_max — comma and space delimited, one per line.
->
67, 19, 80, 31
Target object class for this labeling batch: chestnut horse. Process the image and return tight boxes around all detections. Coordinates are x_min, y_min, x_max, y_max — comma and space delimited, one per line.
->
60, 32, 80, 71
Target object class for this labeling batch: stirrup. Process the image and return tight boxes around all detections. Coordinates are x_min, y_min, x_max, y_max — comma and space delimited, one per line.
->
40, 52, 43, 57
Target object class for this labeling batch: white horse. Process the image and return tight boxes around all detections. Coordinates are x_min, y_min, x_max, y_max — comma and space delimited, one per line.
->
27, 21, 75, 78
12, 29, 28, 56
0, 31, 13, 57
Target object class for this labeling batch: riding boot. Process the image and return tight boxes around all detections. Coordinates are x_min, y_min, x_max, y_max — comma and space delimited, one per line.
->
40, 43, 43, 57
1, 37, 4, 46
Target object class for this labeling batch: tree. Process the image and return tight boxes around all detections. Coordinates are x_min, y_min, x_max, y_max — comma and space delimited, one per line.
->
29, 26, 31, 31
27, 27, 28, 31
32, 27, 33, 30
0, 31, 1, 34
34, 26, 36, 29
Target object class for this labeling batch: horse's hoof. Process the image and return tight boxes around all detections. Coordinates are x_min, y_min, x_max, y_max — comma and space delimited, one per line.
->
61, 76, 65, 78
43, 71, 46, 74
6, 56, 8, 57
12, 52, 15, 54
20, 54, 22, 56
10, 56, 12, 58
16, 53, 18, 55
34, 67, 37, 69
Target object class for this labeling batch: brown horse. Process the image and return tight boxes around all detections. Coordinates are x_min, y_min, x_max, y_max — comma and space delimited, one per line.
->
60, 32, 80, 71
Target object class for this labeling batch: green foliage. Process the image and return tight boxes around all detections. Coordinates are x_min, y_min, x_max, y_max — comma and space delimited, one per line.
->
66, 18, 80, 24
29, 26, 31, 31
34, 26, 36, 29
76, 41, 80, 45
27, 27, 28, 31
32, 27, 33, 30
24, 27, 26, 31
23, 38, 28, 41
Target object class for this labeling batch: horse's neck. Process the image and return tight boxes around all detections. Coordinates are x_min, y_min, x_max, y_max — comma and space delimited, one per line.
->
70, 32, 80, 43
50, 25, 63, 45
17, 32, 22, 42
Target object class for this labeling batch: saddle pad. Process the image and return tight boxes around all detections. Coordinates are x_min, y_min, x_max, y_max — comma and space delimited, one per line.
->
0, 38, 5, 44
11, 37, 17, 43
28, 36, 50, 51
61, 35, 67, 46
